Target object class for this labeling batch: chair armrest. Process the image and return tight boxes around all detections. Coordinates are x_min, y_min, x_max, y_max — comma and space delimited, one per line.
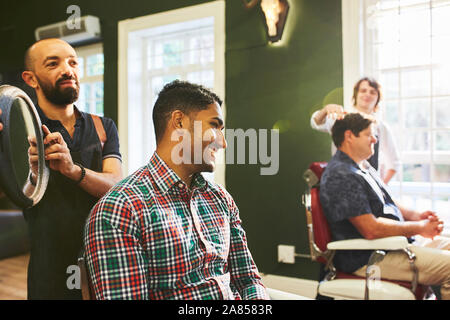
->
327, 236, 409, 250
266, 288, 312, 300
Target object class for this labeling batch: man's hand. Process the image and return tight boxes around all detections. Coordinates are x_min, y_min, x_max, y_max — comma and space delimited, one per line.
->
42, 125, 77, 179
399, 206, 443, 223
0, 108, 3, 131
0, 109, 4, 195
419, 218, 443, 239
27, 135, 39, 184
323, 104, 346, 120
313, 104, 346, 126
419, 211, 440, 221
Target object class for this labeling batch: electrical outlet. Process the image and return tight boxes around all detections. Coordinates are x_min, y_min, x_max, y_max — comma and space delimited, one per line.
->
278, 245, 295, 264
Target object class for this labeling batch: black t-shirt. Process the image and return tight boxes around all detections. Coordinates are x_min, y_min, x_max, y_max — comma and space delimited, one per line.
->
34, 105, 121, 162
23, 105, 121, 300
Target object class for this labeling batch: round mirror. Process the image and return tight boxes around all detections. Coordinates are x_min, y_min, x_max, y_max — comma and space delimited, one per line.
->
0, 85, 49, 208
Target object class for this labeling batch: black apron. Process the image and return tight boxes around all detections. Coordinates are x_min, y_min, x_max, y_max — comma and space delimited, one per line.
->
23, 115, 102, 300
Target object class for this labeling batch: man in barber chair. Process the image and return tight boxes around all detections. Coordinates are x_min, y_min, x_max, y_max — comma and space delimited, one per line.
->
18, 38, 123, 299
320, 113, 450, 300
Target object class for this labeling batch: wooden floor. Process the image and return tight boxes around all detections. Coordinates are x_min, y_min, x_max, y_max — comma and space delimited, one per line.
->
0, 254, 29, 300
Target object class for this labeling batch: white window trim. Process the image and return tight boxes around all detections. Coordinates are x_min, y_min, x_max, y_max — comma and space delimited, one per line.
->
342, 0, 450, 235
75, 43, 104, 115
75, 43, 104, 83
342, 0, 363, 107
118, 1, 226, 185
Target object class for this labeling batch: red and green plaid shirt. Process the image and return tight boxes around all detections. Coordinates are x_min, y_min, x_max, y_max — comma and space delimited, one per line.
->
84, 152, 268, 300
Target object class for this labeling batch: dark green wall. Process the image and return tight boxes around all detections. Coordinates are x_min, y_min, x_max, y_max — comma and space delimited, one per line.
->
0, 0, 214, 122
225, 0, 342, 280
0, 0, 343, 281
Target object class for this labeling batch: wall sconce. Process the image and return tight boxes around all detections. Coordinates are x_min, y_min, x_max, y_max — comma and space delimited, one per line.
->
243, 0, 290, 43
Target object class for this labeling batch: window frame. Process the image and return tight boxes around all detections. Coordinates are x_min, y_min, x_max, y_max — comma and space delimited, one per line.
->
118, 1, 226, 184
342, 0, 450, 235
75, 43, 104, 116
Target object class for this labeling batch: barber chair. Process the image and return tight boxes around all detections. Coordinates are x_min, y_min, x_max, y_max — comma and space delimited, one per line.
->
302, 162, 434, 300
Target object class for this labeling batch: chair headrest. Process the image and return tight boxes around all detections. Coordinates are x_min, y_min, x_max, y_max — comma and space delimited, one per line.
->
303, 162, 328, 188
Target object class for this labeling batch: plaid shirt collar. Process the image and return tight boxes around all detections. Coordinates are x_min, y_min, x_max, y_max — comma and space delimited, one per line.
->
148, 152, 208, 194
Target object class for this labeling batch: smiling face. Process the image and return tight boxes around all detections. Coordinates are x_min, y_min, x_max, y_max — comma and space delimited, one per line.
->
350, 124, 378, 162
188, 102, 226, 173
354, 80, 379, 114
25, 39, 80, 106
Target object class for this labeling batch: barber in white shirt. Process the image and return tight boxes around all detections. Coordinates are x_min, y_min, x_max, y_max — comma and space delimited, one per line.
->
310, 77, 400, 184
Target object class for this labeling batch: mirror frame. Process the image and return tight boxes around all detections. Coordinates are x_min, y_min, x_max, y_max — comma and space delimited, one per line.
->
0, 85, 49, 208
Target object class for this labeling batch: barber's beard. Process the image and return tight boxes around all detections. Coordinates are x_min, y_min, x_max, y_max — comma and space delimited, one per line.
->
36, 75, 79, 106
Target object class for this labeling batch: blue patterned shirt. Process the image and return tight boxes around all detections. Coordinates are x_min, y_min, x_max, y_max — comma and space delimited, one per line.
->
320, 150, 404, 273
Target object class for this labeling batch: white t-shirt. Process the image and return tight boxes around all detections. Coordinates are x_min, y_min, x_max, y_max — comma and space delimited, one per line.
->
310, 106, 401, 178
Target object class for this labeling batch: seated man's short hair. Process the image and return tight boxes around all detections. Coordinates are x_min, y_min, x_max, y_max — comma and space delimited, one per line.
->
152, 80, 222, 143
331, 113, 374, 148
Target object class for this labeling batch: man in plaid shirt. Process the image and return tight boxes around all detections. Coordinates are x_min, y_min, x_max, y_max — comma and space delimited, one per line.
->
84, 80, 269, 299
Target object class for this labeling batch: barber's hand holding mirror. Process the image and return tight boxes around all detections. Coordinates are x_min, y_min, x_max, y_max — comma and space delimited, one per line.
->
0, 108, 3, 198
27, 134, 39, 186
0, 108, 3, 131
0, 85, 49, 208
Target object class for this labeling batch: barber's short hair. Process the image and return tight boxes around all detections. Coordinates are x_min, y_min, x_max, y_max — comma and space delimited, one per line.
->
152, 80, 222, 143
331, 113, 374, 148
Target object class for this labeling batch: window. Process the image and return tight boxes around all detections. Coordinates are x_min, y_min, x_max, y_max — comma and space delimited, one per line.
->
75, 43, 104, 116
118, 1, 225, 184
343, 0, 450, 235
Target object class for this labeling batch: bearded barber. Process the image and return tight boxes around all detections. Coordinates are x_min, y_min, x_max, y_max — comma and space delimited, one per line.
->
21, 38, 122, 299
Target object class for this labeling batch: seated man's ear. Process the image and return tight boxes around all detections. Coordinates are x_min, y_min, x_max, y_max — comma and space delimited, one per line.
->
170, 110, 185, 129
22, 71, 38, 89
344, 129, 353, 142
